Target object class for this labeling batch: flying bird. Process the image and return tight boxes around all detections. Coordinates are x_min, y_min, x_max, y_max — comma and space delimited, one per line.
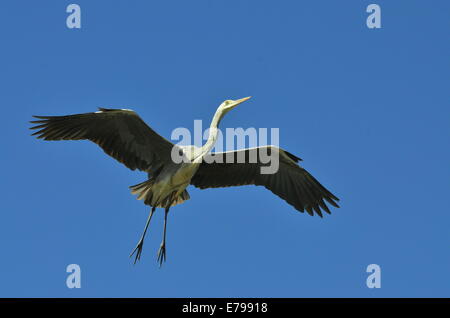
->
30, 97, 339, 266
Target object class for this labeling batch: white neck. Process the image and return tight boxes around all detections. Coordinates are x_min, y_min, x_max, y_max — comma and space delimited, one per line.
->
199, 106, 226, 158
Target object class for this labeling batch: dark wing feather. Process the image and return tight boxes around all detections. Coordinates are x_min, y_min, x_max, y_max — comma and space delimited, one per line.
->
30, 108, 174, 173
190, 146, 339, 217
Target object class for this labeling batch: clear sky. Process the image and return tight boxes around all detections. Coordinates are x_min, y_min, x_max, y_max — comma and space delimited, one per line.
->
0, 1, 448, 297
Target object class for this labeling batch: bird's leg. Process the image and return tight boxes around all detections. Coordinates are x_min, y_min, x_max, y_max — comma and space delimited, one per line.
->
157, 206, 170, 267
130, 206, 156, 264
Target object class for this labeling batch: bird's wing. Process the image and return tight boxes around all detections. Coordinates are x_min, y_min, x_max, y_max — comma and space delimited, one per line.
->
30, 108, 175, 173
190, 146, 339, 217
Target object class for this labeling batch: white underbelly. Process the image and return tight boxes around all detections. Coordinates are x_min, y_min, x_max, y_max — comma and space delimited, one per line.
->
170, 162, 200, 188
150, 163, 199, 204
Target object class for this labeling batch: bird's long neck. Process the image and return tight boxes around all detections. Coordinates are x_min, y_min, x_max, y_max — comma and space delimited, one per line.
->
199, 107, 226, 158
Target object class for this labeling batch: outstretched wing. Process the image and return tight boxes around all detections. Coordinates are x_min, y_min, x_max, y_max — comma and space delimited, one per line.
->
190, 146, 339, 217
30, 108, 174, 173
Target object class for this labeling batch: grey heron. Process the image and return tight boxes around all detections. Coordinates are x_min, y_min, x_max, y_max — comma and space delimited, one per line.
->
30, 97, 339, 266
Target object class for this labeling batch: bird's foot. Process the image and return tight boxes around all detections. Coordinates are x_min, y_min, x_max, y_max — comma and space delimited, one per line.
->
157, 243, 166, 267
130, 239, 144, 264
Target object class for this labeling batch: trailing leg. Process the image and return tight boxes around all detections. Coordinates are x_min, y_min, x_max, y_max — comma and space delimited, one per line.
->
157, 206, 170, 266
130, 206, 156, 264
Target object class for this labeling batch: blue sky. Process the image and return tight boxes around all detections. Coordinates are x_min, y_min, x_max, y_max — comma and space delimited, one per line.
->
0, 1, 448, 297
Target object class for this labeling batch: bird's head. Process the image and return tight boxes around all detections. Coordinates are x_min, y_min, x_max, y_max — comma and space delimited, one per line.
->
219, 96, 252, 113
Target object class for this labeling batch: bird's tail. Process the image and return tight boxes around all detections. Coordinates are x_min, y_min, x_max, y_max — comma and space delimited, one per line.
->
129, 180, 190, 208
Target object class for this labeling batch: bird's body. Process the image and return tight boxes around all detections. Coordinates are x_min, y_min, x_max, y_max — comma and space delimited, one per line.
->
132, 158, 198, 208
30, 97, 339, 265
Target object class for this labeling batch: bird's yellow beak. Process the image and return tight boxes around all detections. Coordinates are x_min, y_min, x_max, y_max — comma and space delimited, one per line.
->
231, 96, 251, 108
